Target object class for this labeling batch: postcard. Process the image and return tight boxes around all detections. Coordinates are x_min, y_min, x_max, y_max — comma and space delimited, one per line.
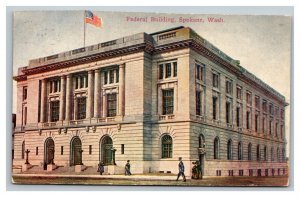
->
11, 10, 291, 186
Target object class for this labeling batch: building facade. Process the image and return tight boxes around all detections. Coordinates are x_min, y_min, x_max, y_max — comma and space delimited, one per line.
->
13, 26, 288, 176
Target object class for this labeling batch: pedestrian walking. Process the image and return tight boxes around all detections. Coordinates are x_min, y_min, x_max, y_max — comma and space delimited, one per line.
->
176, 157, 186, 182
97, 161, 105, 175
125, 160, 132, 175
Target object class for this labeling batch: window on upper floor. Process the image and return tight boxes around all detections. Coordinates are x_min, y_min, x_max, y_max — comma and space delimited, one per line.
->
74, 74, 88, 89
196, 91, 202, 116
246, 111, 251, 129
226, 102, 231, 124
262, 100, 267, 112
226, 80, 232, 95
275, 122, 279, 137
227, 139, 233, 160
248, 143, 252, 161
236, 107, 240, 127
269, 120, 273, 135
107, 93, 117, 117
103, 68, 119, 85
212, 72, 219, 88
213, 97, 218, 120
49, 79, 61, 93
162, 89, 174, 115
280, 109, 284, 119
255, 96, 260, 109
23, 86, 27, 101
158, 61, 177, 80
77, 97, 86, 119
196, 63, 205, 82
269, 103, 274, 115
236, 86, 242, 100
246, 91, 252, 105
257, 145, 260, 161
255, 114, 259, 132
50, 100, 60, 122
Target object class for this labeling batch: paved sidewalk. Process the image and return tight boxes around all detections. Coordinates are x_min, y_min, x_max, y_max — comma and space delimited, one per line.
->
13, 173, 181, 181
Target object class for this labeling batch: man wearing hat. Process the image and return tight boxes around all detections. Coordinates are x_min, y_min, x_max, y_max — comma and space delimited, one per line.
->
176, 157, 186, 182
125, 160, 132, 175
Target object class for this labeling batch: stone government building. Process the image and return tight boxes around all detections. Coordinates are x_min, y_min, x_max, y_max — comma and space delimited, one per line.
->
13, 26, 288, 177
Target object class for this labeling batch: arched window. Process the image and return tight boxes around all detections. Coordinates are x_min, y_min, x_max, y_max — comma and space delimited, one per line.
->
21, 141, 25, 159
277, 147, 280, 162
271, 147, 274, 161
257, 145, 260, 161
227, 139, 232, 160
264, 146, 267, 161
214, 137, 219, 159
238, 142, 243, 160
161, 135, 172, 158
248, 143, 252, 161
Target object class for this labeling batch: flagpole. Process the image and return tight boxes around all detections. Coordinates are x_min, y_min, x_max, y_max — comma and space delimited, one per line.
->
83, 10, 86, 47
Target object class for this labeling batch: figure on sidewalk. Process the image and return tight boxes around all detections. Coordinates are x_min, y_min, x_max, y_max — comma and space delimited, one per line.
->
192, 161, 198, 179
125, 160, 132, 176
176, 157, 186, 182
97, 161, 105, 175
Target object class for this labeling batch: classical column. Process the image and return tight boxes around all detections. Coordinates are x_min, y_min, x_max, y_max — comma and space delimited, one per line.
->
59, 75, 66, 121
118, 64, 125, 116
65, 74, 72, 121
86, 70, 94, 119
74, 97, 78, 120
40, 79, 47, 122
103, 93, 107, 117
93, 69, 100, 118
48, 100, 51, 122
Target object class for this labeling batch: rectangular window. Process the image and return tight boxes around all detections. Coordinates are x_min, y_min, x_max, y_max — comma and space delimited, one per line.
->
121, 144, 125, 154
255, 114, 258, 132
196, 63, 204, 81
61, 146, 64, 155
236, 86, 242, 99
246, 111, 250, 129
116, 68, 119, 83
173, 62, 177, 77
77, 97, 86, 119
226, 102, 230, 124
107, 93, 117, 117
269, 120, 272, 135
226, 81, 232, 94
196, 91, 202, 116
89, 145, 92, 155
80, 76, 84, 88
36, 147, 38, 155
213, 97, 217, 120
275, 122, 278, 137
239, 170, 244, 176
280, 125, 283, 139
159, 64, 164, 79
236, 107, 240, 127
281, 110, 284, 119
263, 100, 267, 112
255, 96, 260, 109
246, 92, 252, 105
104, 71, 108, 84
50, 101, 60, 122
23, 87, 27, 101
109, 70, 114, 84
212, 73, 219, 88
269, 104, 274, 115
165, 63, 172, 78
24, 106, 27, 125
162, 89, 174, 115
249, 169, 253, 176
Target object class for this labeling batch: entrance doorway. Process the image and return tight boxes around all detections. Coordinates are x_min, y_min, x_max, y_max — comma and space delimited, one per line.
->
44, 138, 55, 170
100, 136, 113, 165
70, 137, 82, 166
